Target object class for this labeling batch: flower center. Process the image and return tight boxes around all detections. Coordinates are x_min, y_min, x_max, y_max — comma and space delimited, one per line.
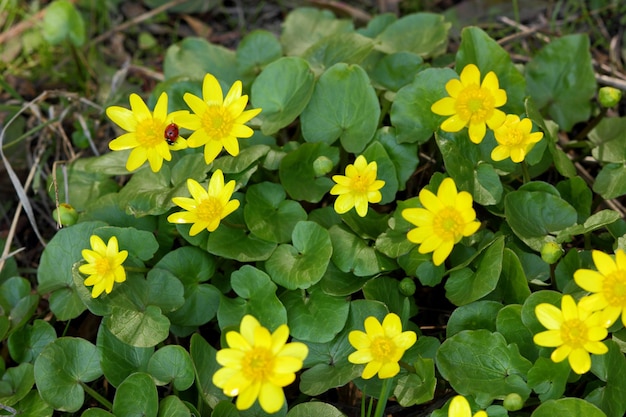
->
500, 126, 525, 146
455, 85, 495, 123
135, 119, 165, 147
371, 336, 395, 361
432, 207, 465, 242
196, 197, 223, 222
604, 270, 626, 307
95, 257, 113, 276
202, 105, 234, 140
242, 347, 273, 381
561, 319, 588, 348
351, 175, 371, 194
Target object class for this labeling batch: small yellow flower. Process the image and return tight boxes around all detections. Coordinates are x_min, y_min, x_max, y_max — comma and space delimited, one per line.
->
78, 235, 128, 298
491, 114, 543, 163
574, 249, 626, 327
212, 315, 308, 414
533, 294, 608, 374
177, 73, 262, 164
106, 92, 189, 172
431, 64, 507, 144
448, 395, 487, 417
330, 155, 385, 217
348, 313, 417, 379
402, 178, 480, 266
167, 170, 240, 236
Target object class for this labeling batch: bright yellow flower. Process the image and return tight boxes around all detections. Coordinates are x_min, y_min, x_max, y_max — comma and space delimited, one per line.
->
167, 169, 240, 236
78, 235, 128, 298
348, 313, 417, 379
177, 73, 262, 164
574, 249, 626, 327
212, 315, 308, 414
431, 64, 507, 144
106, 92, 189, 172
533, 294, 608, 374
402, 178, 480, 266
330, 155, 385, 217
448, 395, 487, 417
491, 114, 543, 163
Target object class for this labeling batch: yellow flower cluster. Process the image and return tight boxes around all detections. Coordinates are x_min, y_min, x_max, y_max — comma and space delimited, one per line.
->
431, 64, 544, 163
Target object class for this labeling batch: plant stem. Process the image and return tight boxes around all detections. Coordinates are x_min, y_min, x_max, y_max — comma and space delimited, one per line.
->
521, 161, 530, 184
80, 381, 113, 410
373, 379, 393, 417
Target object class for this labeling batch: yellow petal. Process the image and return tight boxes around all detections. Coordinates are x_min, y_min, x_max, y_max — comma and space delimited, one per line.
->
431, 97, 457, 116
468, 121, 486, 144
377, 361, 400, 379
432, 240, 454, 266
106, 106, 137, 132
574, 269, 604, 292
460, 64, 481, 86
203, 73, 224, 106
535, 303, 563, 329
568, 348, 591, 374
258, 381, 284, 414
129, 93, 151, 122
449, 395, 472, 417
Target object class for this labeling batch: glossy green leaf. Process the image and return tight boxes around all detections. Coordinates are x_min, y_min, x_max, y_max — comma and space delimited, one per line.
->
116, 167, 178, 217
112, 373, 158, 417
319, 261, 366, 296
446, 300, 502, 337
104, 305, 170, 348
33, 337, 102, 412
236, 29, 283, 77
280, 285, 349, 343
588, 340, 626, 417
212, 145, 270, 174
362, 276, 413, 319
531, 398, 606, 417
0, 362, 34, 406
145, 269, 185, 313
164, 37, 238, 85
593, 163, 626, 199
436, 329, 532, 406
391, 67, 457, 143
329, 225, 396, 277
375, 127, 419, 191
280, 8, 353, 56
303, 32, 374, 73
251, 57, 316, 135
244, 182, 307, 243
13, 389, 53, 417
286, 402, 346, 417
520, 290, 562, 335
556, 210, 620, 243
8, 319, 56, 364
590, 117, 626, 163
496, 249, 532, 304
496, 304, 538, 362
556, 176, 592, 222
97, 324, 153, 388
301, 63, 379, 153
82, 409, 115, 417
158, 396, 192, 417
189, 334, 228, 409
370, 52, 425, 91
375, 13, 449, 57
0, 277, 38, 337
525, 34, 596, 131
527, 358, 570, 402
266, 221, 332, 289
394, 357, 436, 406
148, 345, 194, 390
279, 142, 338, 203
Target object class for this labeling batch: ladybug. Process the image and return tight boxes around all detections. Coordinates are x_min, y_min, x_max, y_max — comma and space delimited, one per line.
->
164, 123, 179, 145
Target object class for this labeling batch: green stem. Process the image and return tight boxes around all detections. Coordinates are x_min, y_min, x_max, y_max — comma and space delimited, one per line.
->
373, 379, 393, 417
80, 381, 113, 410
521, 160, 530, 184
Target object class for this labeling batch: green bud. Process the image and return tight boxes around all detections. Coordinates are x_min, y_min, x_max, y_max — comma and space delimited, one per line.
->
52, 203, 78, 226
598, 86, 622, 108
503, 393, 524, 411
398, 277, 416, 296
540, 241, 563, 264
313, 156, 334, 177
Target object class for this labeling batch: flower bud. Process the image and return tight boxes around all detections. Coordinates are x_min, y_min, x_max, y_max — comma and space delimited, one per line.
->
313, 156, 334, 177
503, 393, 524, 411
598, 86, 622, 108
399, 277, 416, 296
52, 203, 78, 226
540, 241, 563, 264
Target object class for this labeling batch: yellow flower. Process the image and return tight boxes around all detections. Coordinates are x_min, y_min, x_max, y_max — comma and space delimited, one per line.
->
448, 395, 487, 417
491, 114, 544, 163
574, 249, 626, 327
177, 73, 262, 164
402, 178, 480, 266
212, 315, 308, 414
330, 155, 385, 217
431, 64, 507, 144
78, 235, 128, 298
167, 169, 240, 236
533, 294, 608, 374
106, 92, 189, 172
348, 313, 417, 379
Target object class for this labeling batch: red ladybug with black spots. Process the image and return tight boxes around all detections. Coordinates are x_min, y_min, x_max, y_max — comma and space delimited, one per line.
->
164, 123, 179, 145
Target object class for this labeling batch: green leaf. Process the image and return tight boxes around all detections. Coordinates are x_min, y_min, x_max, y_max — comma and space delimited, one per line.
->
251, 57, 316, 135
34, 337, 102, 412
112, 373, 158, 417
164, 37, 239, 85
531, 398, 607, 417
42, 0, 85, 46
496, 304, 538, 362
436, 329, 532, 406
286, 402, 347, 417
496, 249, 532, 304
362, 141, 398, 204
1, 277, 38, 336
97, 324, 153, 388
319, 261, 367, 296
148, 345, 194, 390
0, 362, 34, 406
593, 163, 626, 199
526, 34, 596, 131
212, 145, 270, 174
375, 127, 419, 190
446, 300, 502, 337
301, 63, 379, 153
158, 396, 192, 417
236, 29, 283, 77
394, 357, 436, 406
8, 319, 56, 363
329, 225, 396, 277
362, 277, 413, 319
445, 237, 504, 306
556, 209, 621, 243
456, 26, 527, 115
375, 13, 449, 57
520, 290, 562, 335
590, 117, 626, 163
104, 305, 170, 348
13, 390, 53, 417
279, 142, 339, 202
556, 176, 592, 222
190, 334, 228, 409
527, 358, 570, 402
244, 182, 307, 243
266, 221, 332, 290
589, 340, 626, 417
117, 167, 177, 217
370, 52, 426, 91
280, 285, 349, 343
145, 269, 185, 313
303, 32, 375, 73
280, 8, 353, 56
391, 67, 457, 143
